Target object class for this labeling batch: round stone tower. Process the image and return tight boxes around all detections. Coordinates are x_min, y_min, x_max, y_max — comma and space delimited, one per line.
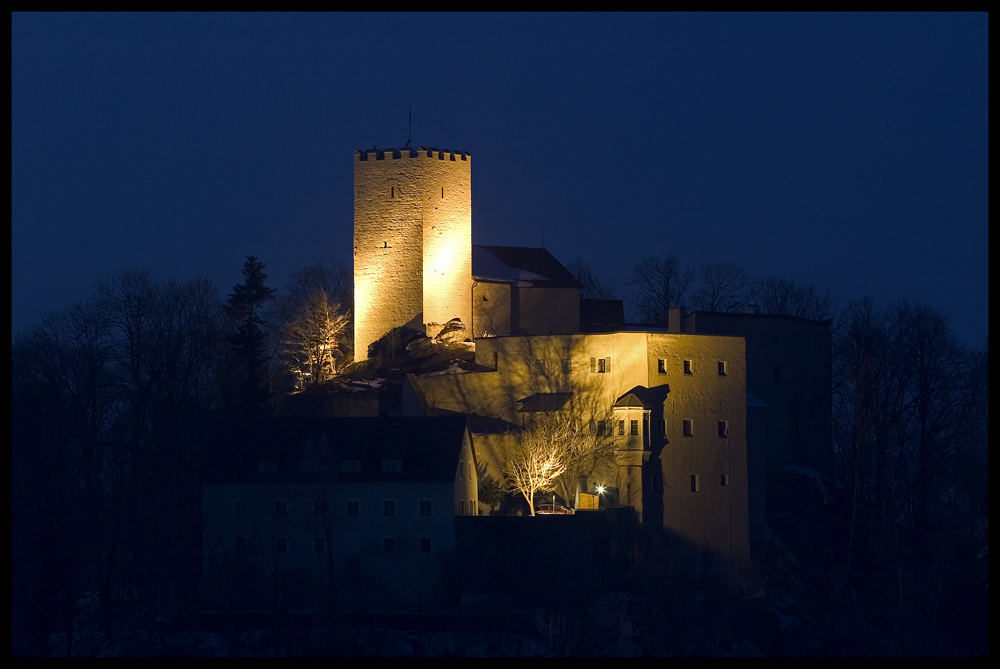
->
353, 147, 472, 361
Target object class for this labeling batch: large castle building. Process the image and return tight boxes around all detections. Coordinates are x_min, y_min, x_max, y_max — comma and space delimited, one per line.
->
351, 146, 831, 566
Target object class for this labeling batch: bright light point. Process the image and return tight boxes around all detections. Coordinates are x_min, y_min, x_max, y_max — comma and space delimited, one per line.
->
595, 485, 606, 494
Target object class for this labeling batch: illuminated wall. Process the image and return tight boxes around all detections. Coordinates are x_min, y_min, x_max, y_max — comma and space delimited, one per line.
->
353, 148, 472, 361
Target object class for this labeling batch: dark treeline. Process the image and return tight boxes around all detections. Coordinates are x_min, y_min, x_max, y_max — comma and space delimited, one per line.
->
12, 254, 988, 656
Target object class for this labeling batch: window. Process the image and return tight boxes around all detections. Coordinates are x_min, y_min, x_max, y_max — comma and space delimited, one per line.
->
381, 458, 402, 472
718, 361, 727, 376
314, 537, 326, 553
235, 537, 248, 552
721, 474, 729, 487
458, 499, 465, 514
535, 359, 545, 374
383, 537, 395, 554
618, 420, 625, 436
275, 537, 288, 554
630, 420, 639, 436
561, 358, 571, 374
657, 358, 667, 374
345, 499, 360, 517
382, 499, 396, 517
690, 475, 700, 492
419, 499, 433, 517
590, 356, 612, 373
390, 186, 395, 198
313, 499, 328, 516
683, 419, 693, 437
662, 418, 668, 436
420, 537, 432, 554
274, 500, 288, 518
233, 500, 246, 519
340, 459, 361, 473
683, 359, 693, 375
258, 459, 277, 474
718, 420, 729, 438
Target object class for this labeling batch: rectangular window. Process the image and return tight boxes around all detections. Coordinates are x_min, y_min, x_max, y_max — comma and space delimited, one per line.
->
590, 357, 612, 373
657, 358, 667, 374
274, 500, 288, 518
314, 537, 326, 553
382, 499, 396, 517
630, 419, 639, 436
420, 537, 432, 554
535, 359, 545, 374
345, 499, 360, 517
718, 361, 727, 376
718, 420, 729, 438
383, 537, 395, 554
381, 458, 402, 472
233, 500, 246, 518
618, 420, 625, 436
683, 359, 693, 375
683, 419, 693, 437
663, 418, 667, 436
691, 475, 700, 492
419, 499, 433, 517
340, 459, 361, 473
721, 474, 729, 487
235, 536, 248, 552
458, 499, 465, 514
257, 459, 277, 474
774, 365, 782, 382
561, 358, 571, 374
275, 537, 288, 554
313, 499, 328, 516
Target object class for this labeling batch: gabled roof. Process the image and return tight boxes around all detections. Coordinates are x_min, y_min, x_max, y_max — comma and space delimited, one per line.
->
613, 384, 670, 409
205, 415, 470, 484
517, 392, 574, 413
472, 245, 580, 288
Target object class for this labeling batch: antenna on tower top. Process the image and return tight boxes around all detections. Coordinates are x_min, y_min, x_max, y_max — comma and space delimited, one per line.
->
404, 107, 412, 148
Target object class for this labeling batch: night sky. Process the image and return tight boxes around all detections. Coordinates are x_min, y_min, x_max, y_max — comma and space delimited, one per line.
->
11, 12, 988, 347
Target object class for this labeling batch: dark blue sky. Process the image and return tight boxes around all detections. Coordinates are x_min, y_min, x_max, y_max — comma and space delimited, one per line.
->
12, 12, 988, 347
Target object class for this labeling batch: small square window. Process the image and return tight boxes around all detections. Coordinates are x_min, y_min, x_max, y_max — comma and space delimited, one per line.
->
420, 537, 432, 554
345, 499, 360, 517
718, 361, 727, 376
419, 499, 433, 517
535, 359, 545, 374
383, 537, 395, 554
276, 537, 288, 553
314, 537, 326, 553
382, 499, 396, 517
274, 500, 288, 518
381, 458, 402, 472
683, 419, 693, 437
657, 358, 667, 374
630, 420, 639, 436
683, 359, 693, 375
718, 421, 729, 438
233, 500, 246, 518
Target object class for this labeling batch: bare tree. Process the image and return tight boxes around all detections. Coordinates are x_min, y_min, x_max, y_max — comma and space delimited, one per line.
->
752, 274, 832, 320
692, 260, 753, 313
494, 413, 577, 516
566, 256, 617, 300
628, 254, 695, 325
281, 288, 351, 389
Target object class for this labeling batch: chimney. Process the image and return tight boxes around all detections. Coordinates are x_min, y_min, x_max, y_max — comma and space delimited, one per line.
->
668, 306, 686, 333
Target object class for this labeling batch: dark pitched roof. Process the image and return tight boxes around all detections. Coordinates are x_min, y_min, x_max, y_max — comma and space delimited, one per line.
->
614, 384, 671, 409
472, 245, 580, 288
205, 415, 469, 484
517, 392, 574, 412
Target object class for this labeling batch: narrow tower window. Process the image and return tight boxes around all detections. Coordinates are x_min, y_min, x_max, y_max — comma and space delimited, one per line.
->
441, 187, 445, 198
391, 186, 394, 198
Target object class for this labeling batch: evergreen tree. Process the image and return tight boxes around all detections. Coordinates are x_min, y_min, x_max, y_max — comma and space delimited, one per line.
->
224, 256, 276, 415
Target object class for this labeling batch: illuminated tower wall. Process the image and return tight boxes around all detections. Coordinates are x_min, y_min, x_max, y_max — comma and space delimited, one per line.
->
354, 147, 472, 361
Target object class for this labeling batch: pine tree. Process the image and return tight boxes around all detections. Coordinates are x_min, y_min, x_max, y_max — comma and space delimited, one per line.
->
224, 255, 276, 415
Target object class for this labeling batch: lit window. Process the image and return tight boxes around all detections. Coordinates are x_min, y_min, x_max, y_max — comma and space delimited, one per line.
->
683, 359, 693, 375
718, 361, 727, 376
630, 420, 639, 436
345, 499, 360, 517
683, 419, 693, 437
657, 358, 667, 374
419, 499, 432, 516
590, 357, 612, 373
382, 499, 396, 517
718, 421, 729, 438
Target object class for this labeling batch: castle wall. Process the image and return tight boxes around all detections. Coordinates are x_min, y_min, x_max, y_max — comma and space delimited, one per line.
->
472, 281, 513, 338
353, 149, 472, 361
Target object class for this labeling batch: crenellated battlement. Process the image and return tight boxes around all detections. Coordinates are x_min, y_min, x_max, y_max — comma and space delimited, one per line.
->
355, 147, 470, 163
